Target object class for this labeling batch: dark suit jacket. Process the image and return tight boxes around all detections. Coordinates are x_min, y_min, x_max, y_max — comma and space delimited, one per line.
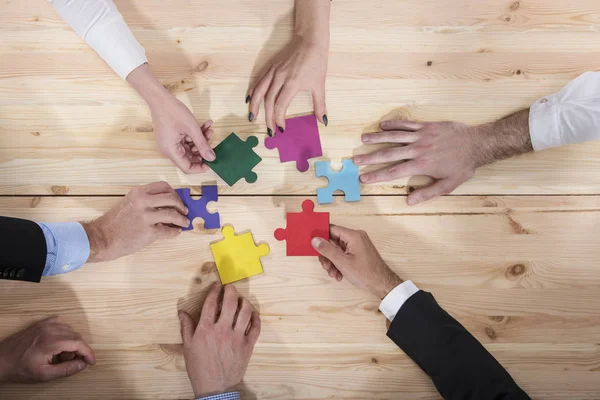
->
387, 290, 530, 400
0, 216, 47, 283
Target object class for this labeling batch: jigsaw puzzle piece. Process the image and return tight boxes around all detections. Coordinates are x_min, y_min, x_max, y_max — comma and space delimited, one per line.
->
274, 199, 329, 256
210, 225, 270, 284
264, 114, 323, 172
315, 159, 361, 204
205, 133, 262, 186
175, 187, 220, 231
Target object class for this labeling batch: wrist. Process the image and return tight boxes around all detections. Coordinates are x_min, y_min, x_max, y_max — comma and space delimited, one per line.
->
81, 220, 109, 263
376, 273, 404, 300
126, 63, 172, 110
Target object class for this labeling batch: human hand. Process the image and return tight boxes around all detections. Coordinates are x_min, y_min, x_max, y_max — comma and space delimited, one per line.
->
151, 96, 215, 173
311, 225, 403, 299
0, 317, 95, 384
126, 63, 216, 173
354, 120, 482, 205
82, 181, 189, 263
247, 38, 329, 135
179, 283, 261, 397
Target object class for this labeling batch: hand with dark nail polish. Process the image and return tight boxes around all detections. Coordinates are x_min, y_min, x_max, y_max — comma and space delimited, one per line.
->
248, 112, 254, 122
245, 95, 251, 104
245, 1, 331, 134
267, 128, 273, 137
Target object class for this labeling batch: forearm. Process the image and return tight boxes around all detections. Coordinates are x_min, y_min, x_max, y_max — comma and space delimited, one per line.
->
49, 0, 147, 79
294, 0, 331, 46
472, 109, 533, 167
126, 64, 172, 110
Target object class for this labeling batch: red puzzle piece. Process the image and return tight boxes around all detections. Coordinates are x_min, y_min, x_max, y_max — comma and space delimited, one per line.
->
274, 200, 330, 256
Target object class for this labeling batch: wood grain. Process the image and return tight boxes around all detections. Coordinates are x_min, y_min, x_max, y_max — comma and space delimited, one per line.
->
2, 0, 600, 398
0, 196, 599, 398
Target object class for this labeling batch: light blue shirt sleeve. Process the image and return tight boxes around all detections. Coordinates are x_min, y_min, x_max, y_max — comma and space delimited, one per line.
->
37, 222, 90, 277
196, 392, 240, 400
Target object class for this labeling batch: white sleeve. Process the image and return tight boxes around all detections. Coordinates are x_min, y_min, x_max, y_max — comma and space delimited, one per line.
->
529, 71, 600, 151
49, 0, 148, 80
378, 280, 420, 322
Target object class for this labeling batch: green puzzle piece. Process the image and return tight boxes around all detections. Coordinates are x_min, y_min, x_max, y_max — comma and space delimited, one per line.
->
205, 133, 262, 186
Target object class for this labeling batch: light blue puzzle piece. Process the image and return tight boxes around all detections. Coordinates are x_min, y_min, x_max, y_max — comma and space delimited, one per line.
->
315, 159, 361, 204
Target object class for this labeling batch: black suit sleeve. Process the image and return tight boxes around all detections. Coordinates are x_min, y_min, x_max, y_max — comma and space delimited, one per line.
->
0, 216, 47, 283
387, 290, 530, 400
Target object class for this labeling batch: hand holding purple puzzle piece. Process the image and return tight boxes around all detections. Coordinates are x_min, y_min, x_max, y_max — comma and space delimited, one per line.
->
176, 187, 220, 231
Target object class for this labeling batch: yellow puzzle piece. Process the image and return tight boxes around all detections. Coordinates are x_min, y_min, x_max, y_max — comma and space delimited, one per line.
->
210, 225, 270, 284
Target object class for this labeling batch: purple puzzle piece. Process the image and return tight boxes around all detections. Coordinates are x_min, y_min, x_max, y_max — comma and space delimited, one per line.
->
176, 187, 220, 231
264, 114, 323, 172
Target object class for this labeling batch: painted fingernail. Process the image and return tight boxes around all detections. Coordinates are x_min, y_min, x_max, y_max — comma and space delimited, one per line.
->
245, 95, 251, 104
323, 114, 328, 126
248, 112, 254, 122
267, 128, 273, 137
278, 125, 284, 133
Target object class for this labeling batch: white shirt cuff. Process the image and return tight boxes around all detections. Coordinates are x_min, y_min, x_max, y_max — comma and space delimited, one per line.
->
378, 280, 420, 322
529, 71, 600, 151
38, 222, 90, 277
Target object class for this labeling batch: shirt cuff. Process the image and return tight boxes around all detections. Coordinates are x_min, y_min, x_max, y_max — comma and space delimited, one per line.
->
379, 280, 420, 322
529, 96, 561, 151
196, 392, 240, 400
38, 222, 90, 277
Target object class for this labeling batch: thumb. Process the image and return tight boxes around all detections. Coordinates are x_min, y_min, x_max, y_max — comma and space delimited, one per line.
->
188, 124, 216, 162
178, 311, 195, 346
43, 359, 87, 381
311, 237, 345, 264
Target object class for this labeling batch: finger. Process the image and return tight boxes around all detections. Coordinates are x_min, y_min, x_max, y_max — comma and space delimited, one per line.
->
335, 271, 343, 282
178, 311, 196, 347
380, 120, 424, 131
329, 224, 357, 243
312, 87, 328, 125
41, 359, 88, 381
359, 161, 420, 184
361, 130, 420, 145
246, 311, 261, 344
167, 146, 194, 174
311, 236, 348, 266
234, 298, 255, 334
353, 145, 417, 166
265, 75, 285, 133
147, 192, 188, 215
203, 128, 215, 141
407, 178, 459, 206
200, 282, 222, 326
148, 208, 189, 228
327, 265, 339, 279
200, 120, 213, 132
318, 255, 333, 271
51, 339, 96, 365
57, 352, 76, 363
218, 284, 239, 326
249, 68, 275, 125
153, 224, 182, 239
187, 123, 216, 162
273, 83, 297, 130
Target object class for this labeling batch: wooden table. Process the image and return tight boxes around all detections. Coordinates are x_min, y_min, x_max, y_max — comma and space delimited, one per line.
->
1, 0, 600, 398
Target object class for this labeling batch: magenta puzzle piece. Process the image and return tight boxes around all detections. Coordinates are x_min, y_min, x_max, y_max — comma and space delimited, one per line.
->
176, 187, 220, 231
264, 114, 323, 172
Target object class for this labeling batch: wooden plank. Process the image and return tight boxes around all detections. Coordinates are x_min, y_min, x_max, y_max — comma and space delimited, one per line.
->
0, 196, 599, 398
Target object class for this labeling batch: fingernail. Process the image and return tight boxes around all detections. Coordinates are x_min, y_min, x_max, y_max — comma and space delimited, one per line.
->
267, 128, 273, 137
178, 311, 184, 321
362, 134, 371, 143
354, 156, 363, 164
248, 112, 254, 122
323, 114, 328, 126
206, 150, 216, 161
245, 95, 251, 104
278, 125, 284, 133
407, 197, 416, 206
380, 120, 389, 127
311, 237, 322, 248
184, 207, 189, 214
77, 361, 86, 371
359, 174, 368, 183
